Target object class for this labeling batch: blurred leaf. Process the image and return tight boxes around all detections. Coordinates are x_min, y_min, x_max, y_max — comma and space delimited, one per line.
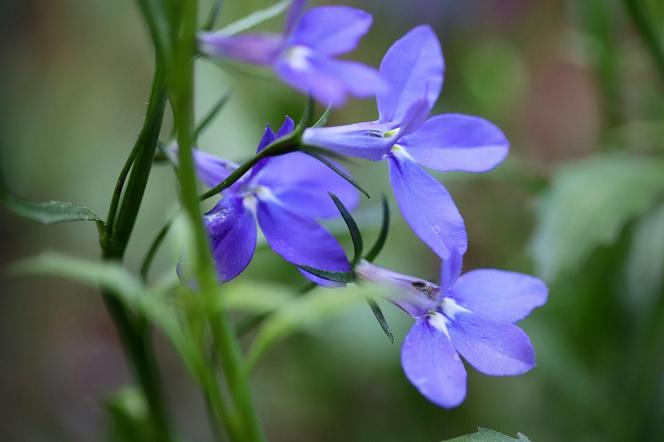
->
104, 388, 151, 442
445, 428, 530, 442
9, 252, 142, 302
218, 0, 292, 36
623, 203, 664, 313
530, 155, 664, 280
195, 91, 231, 138
248, 289, 362, 367
0, 189, 102, 225
222, 281, 296, 313
313, 105, 332, 128
366, 298, 394, 343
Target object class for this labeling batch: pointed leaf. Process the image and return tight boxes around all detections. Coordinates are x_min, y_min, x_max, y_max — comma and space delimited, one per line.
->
216, 0, 293, 36
366, 298, 394, 343
329, 192, 363, 265
195, 91, 232, 138
364, 195, 390, 262
302, 150, 370, 198
313, 105, 332, 128
1, 190, 102, 225
297, 265, 355, 283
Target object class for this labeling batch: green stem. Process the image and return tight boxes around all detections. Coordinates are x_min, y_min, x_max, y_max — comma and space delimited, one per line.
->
623, 0, 664, 82
169, 1, 264, 440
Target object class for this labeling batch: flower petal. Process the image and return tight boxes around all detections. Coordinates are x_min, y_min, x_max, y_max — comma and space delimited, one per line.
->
448, 270, 548, 323
203, 196, 257, 282
400, 114, 509, 172
377, 25, 443, 124
288, 6, 372, 55
276, 54, 386, 106
448, 312, 536, 376
302, 121, 396, 160
256, 199, 351, 273
439, 250, 463, 295
198, 33, 284, 65
255, 152, 359, 218
401, 317, 467, 408
388, 152, 467, 259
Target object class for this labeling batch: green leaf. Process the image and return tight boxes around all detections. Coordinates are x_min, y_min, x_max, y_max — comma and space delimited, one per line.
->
9, 252, 143, 302
530, 154, 664, 280
444, 428, 530, 442
366, 299, 394, 343
104, 388, 151, 442
195, 91, 231, 138
623, 203, 664, 313
1, 189, 102, 225
364, 195, 390, 262
248, 289, 362, 367
298, 265, 355, 283
312, 105, 332, 128
303, 151, 370, 198
329, 192, 363, 265
217, 0, 292, 35
203, 0, 223, 31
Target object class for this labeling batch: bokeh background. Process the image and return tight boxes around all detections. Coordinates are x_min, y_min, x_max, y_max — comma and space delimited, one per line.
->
2, 0, 664, 441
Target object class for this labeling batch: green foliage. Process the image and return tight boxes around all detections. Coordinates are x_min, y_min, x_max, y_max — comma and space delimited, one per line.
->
530, 154, 664, 280
445, 428, 530, 442
623, 203, 664, 312
218, 0, 293, 36
248, 288, 364, 367
104, 388, 151, 442
0, 189, 102, 225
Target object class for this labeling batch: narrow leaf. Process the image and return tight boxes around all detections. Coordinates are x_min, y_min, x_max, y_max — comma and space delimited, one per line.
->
1, 189, 102, 225
195, 91, 231, 138
303, 151, 370, 198
8, 252, 143, 302
297, 265, 355, 283
104, 388, 151, 442
366, 299, 394, 343
329, 192, 363, 265
364, 195, 390, 262
312, 105, 332, 128
294, 95, 315, 137
217, 0, 292, 36
203, 0, 223, 31
248, 290, 362, 367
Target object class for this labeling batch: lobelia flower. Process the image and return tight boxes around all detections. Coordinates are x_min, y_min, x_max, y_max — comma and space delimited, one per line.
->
198, 0, 387, 106
355, 253, 547, 408
183, 117, 359, 284
303, 25, 509, 260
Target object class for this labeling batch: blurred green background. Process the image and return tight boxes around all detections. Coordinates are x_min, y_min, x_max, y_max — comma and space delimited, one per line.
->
2, 0, 664, 441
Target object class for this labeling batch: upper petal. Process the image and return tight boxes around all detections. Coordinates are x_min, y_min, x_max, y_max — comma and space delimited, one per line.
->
400, 114, 509, 172
288, 6, 372, 55
401, 316, 467, 408
377, 25, 443, 123
198, 33, 284, 65
167, 145, 238, 188
255, 152, 359, 218
448, 269, 548, 323
388, 151, 467, 259
256, 198, 351, 278
204, 196, 257, 282
439, 250, 463, 295
448, 311, 536, 376
276, 54, 386, 106
302, 121, 396, 160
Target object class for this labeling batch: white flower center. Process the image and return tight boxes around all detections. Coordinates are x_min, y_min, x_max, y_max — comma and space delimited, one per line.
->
284, 45, 313, 71
440, 297, 471, 321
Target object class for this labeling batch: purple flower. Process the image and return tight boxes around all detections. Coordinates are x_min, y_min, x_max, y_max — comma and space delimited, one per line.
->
303, 26, 509, 259
189, 117, 359, 284
356, 254, 547, 408
198, 1, 386, 106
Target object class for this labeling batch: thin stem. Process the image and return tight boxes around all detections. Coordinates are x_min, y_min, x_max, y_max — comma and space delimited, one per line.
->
140, 213, 176, 282
169, 0, 264, 440
623, 0, 664, 82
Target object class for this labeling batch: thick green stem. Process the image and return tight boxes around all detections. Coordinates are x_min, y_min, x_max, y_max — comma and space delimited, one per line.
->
169, 0, 264, 440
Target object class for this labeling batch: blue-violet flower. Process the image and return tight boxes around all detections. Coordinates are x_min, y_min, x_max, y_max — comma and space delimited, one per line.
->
198, 1, 386, 106
356, 254, 547, 408
303, 26, 509, 259
185, 117, 359, 284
